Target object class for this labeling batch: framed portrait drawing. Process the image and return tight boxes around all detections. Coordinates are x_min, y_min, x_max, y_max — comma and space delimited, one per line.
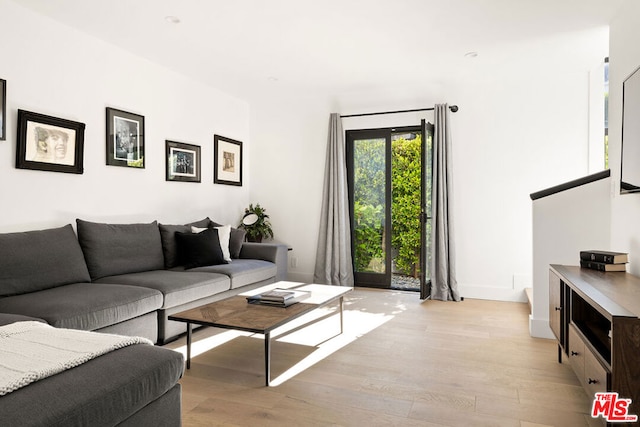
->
106, 107, 145, 168
16, 109, 85, 174
166, 140, 201, 183
214, 135, 242, 186
0, 79, 5, 141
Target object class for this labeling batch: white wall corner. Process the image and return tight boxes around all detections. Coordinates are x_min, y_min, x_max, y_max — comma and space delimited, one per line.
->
529, 314, 555, 339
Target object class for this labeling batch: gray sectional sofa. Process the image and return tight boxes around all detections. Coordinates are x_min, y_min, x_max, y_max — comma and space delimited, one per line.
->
0, 217, 288, 344
0, 217, 288, 426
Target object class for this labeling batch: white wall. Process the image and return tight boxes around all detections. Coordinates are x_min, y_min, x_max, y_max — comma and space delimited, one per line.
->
250, 29, 609, 298
247, 91, 333, 279
0, 0, 251, 233
609, 0, 640, 273
530, 178, 611, 338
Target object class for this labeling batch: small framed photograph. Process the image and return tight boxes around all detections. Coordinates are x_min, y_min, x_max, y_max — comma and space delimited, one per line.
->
166, 140, 201, 183
214, 134, 242, 186
16, 109, 85, 174
106, 107, 145, 168
0, 79, 6, 141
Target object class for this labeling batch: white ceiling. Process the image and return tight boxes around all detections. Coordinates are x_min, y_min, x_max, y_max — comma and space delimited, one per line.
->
13, 0, 625, 102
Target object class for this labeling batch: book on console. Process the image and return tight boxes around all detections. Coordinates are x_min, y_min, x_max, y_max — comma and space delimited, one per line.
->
246, 288, 311, 307
580, 260, 627, 272
579, 250, 628, 264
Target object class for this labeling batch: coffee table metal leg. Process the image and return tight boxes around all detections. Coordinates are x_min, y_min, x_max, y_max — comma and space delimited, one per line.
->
265, 332, 271, 386
186, 322, 192, 369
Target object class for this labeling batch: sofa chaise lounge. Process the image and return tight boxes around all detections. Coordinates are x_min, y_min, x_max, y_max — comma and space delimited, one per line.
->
0, 313, 184, 427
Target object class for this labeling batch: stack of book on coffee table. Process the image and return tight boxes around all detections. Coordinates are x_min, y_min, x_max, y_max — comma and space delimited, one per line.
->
579, 250, 629, 272
247, 288, 311, 307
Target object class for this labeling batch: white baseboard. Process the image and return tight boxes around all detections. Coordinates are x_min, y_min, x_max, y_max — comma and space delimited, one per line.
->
457, 285, 528, 303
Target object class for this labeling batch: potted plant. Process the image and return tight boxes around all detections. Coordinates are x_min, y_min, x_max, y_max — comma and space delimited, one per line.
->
239, 203, 274, 242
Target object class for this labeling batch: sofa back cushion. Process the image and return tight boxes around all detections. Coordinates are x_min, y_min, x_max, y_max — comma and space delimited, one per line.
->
0, 224, 91, 297
76, 219, 165, 280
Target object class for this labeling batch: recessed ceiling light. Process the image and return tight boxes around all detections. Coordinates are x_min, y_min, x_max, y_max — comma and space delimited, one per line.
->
464, 51, 479, 58
268, 76, 279, 82
165, 16, 181, 24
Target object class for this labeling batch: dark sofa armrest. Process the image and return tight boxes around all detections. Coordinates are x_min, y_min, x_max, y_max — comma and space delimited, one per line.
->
0, 313, 47, 326
239, 243, 288, 282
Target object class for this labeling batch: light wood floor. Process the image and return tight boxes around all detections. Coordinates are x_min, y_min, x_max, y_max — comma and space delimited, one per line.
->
165, 288, 600, 427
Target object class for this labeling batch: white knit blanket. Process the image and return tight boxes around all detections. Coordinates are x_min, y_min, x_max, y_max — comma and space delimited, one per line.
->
0, 321, 152, 396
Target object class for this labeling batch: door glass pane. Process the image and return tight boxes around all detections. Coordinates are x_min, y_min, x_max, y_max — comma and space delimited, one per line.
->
391, 131, 421, 290
424, 130, 433, 282
353, 138, 386, 274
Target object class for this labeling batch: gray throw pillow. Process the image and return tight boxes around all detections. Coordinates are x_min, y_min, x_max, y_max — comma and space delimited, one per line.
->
0, 224, 91, 297
229, 228, 246, 258
76, 219, 165, 280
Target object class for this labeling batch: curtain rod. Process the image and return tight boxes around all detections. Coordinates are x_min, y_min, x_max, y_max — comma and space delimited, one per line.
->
340, 105, 458, 119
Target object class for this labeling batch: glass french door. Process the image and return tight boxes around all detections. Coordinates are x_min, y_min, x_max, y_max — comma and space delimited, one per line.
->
346, 125, 432, 291
346, 129, 391, 288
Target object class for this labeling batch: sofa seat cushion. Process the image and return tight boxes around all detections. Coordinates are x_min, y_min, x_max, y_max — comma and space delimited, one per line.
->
0, 344, 183, 427
189, 259, 277, 289
0, 283, 162, 331
0, 224, 91, 297
95, 270, 231, 309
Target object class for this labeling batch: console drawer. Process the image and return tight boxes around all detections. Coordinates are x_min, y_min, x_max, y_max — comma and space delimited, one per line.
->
568, 324, 585, 379
585, 348, 609, 397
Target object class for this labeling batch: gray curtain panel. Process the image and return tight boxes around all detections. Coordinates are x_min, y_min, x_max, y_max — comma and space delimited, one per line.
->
431, 104, 461, 301
313, 113, 354, 286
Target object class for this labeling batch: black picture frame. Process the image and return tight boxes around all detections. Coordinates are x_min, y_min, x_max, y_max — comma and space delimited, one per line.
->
166, 140, 201, 183
106, 107, 145, 168
0, 79, 5, 141
214, 134, 242, 186
16, 109, 85, 174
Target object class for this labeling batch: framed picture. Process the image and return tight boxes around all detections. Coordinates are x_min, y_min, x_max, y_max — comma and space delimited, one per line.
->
16, 109, 85, 174
166, 140, 201, 182
106, 107, 145, 168
214, 134, 242, 186
0, 79, 5, 141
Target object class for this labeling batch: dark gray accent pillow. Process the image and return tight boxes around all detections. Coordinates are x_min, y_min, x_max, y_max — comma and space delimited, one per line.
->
0, 225, 91, 297
159, 218, 211, 268
229, 228, 246, 259
76, 219, 165, 280
211, 220, 245, 259
175, 228, 226, 269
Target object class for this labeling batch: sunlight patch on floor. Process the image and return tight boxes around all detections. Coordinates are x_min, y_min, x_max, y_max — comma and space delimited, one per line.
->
268, 308, 394, 386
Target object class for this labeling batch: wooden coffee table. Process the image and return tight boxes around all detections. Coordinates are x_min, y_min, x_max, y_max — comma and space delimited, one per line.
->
168, 283, 352, 386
